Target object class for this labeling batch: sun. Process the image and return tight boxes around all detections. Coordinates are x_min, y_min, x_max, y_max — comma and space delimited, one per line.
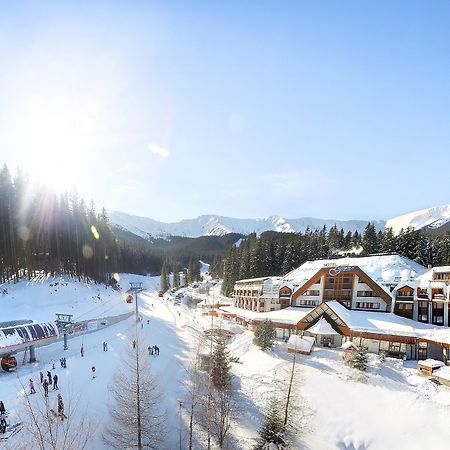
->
19, 96, 98, 192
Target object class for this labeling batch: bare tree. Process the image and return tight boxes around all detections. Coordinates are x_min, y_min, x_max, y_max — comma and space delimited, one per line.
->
14, 378, 96, 450
183, 339, 204, 450
102, 331, 166, 449
211, 384, 234, 449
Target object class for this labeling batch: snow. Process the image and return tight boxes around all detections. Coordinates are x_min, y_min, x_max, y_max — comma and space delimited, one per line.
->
3, 276, 450, 449
308, 317, 339, 335
419, 359, 445, 369
108, 210, 384, 238
287, 335, 315, 353
386, 204, 450, 234
0, 273, 159, 323
219, 306, 312, 325
326, 301, 436, 337
283, 254, 426, 293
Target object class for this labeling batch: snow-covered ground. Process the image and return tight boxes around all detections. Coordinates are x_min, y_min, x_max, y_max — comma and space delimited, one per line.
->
1, 275, 450, 449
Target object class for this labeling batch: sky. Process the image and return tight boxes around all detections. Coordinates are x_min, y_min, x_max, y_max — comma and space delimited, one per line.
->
0, 1, 449, 223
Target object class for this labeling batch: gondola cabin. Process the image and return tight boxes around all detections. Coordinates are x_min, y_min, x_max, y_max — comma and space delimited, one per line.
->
126, 294, 133, 303
1, 356, 17, 372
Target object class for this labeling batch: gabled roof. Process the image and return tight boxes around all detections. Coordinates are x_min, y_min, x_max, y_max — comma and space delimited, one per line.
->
291, 265, 393, 304
298, 301, 438, 339
283, 254, 426, 288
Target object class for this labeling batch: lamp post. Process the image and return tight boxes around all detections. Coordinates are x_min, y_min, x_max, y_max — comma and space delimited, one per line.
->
177, 399, 183, 450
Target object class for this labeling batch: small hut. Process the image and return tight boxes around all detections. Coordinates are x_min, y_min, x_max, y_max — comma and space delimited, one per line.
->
340, 340, 358, 361
287, 335, 315, 355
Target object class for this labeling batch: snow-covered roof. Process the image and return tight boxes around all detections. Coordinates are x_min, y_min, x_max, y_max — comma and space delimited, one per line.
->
283, 254, 427, 292
326, 301, 437, 338
219, 306, 312, 325
308, 317, 339, 335
341, 341, 358, 350
418, 359, 445, 369
287, 335, 315, 353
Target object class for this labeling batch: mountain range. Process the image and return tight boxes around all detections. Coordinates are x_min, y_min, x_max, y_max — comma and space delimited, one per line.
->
108, 204, 450, 240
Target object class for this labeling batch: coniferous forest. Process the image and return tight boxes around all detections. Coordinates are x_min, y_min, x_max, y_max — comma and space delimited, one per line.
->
3, 163, 450, 296
216, 223, 450, 296
0, 164, 162, 284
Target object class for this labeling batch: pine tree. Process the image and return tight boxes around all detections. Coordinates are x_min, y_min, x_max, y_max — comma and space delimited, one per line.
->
253, 399, 288, 450
347, 346, 368, 371
210, 338, 232, 390
253, 320, 274, 350
160, 262, 169, 291
362, 223, 379, 255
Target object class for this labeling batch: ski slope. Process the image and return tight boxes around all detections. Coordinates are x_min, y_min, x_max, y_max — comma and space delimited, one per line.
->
1, 276, 450, 449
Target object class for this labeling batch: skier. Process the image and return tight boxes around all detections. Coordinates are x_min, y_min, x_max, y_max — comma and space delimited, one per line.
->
47, 370, 52, 385
40, 371, 44, 383
132, 340, 136, 349
105, 342, 108, 351
51, 359, 55, 370
148, 345, 153, 355
29, 379, 36, 394
0, 400, 6, 414
147, 319, 150, 325
154, 345, 160, 356
57, 394, 65, 421
62, 357, 67, 368
53, 374, 59, 390
91, 366, 96, 379
80, 345, 84, 357
43, 380, 49, 397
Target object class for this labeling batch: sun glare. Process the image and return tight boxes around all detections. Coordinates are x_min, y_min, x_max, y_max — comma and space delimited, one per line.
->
19, 97, 98, 192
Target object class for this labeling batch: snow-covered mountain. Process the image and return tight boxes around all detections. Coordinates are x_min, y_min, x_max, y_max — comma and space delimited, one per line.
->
108, 210, 384, 239
385, 204, 450, 234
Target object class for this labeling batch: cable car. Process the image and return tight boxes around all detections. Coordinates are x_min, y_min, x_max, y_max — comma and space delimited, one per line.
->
126, 294, 133, 303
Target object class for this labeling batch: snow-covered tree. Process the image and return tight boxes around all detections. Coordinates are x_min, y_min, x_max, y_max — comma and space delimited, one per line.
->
347, 346, 368, 371
253, 320, 275, 350
253, 399, 288, 450
103, 332, 166, 449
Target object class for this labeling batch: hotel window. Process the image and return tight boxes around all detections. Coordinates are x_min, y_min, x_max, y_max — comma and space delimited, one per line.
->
357, 291, 374, 297
300, 300, 317, 306
305, 290, 320, 296
356, 302, 380, 309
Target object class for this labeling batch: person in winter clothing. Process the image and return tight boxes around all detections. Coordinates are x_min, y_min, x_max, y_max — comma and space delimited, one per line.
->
53, 374, 58, 390
132, 340, 136, 349
29, 379, 36, 394
0, 401, 5, 415
40, 371, 44, 383
80, 345, 84, 357
57, 394, 64, 421
147, 319, 150, 325
148, 345, 153, 355
43, 380, 49, 397
154, 345, 160, 356
47, 371, 52, 385
91, 366, 96, 379
0, 411, 6, 434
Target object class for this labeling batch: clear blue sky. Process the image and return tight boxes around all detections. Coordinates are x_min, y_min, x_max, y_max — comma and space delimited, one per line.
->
0, 1, 449, 222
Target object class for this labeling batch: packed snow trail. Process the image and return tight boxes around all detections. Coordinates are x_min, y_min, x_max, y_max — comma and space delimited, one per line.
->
0, 289, 199, 449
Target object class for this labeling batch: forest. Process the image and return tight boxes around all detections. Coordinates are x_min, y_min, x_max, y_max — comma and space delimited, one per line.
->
215, 223, 450, 296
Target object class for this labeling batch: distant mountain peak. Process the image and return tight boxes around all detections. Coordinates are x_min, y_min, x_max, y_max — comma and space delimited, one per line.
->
107, 210, 384, 239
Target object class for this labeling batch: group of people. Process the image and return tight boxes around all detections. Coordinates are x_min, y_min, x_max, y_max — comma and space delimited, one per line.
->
38, 369, 59, 396
147, 345, 160, 356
